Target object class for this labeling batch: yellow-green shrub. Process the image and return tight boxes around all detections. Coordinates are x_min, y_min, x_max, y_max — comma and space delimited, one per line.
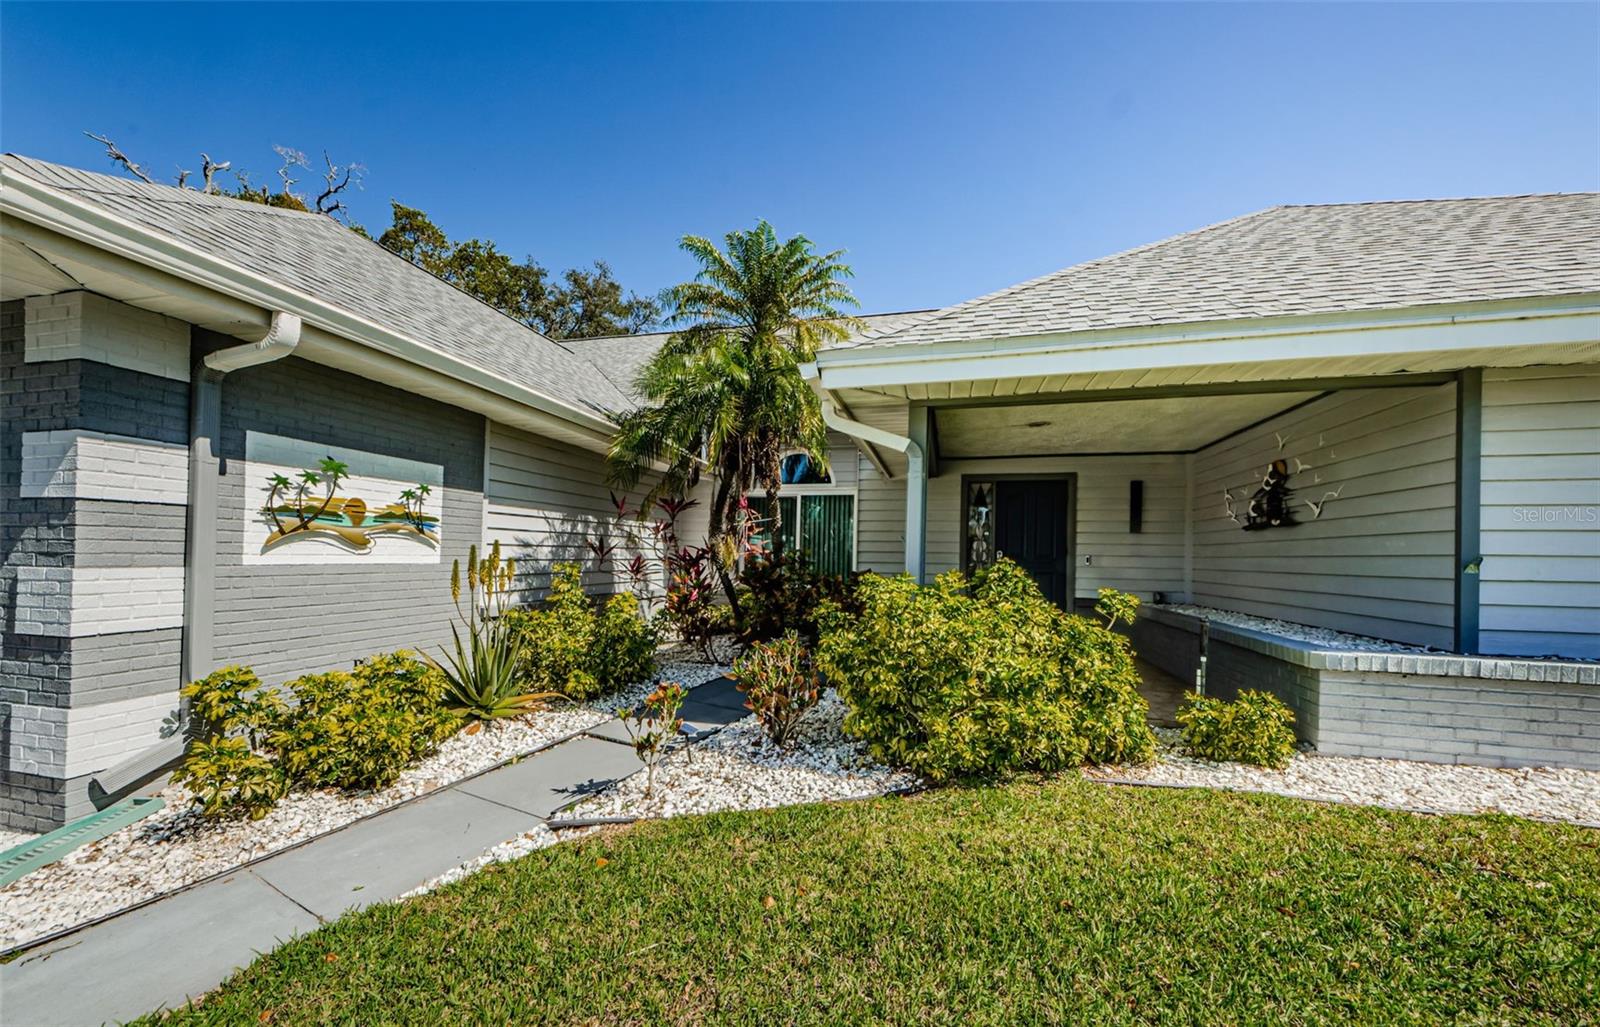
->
1177, 690, 1297, 769
503, 563, 657, 700
175, 651, 460, 815
815, 559, 1155, 782
272, 652, 459, 792
171, 736, 287, 820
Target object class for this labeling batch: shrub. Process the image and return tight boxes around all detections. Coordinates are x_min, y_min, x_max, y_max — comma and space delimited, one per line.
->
737, 554, 859, 645
353, 650, 461, 747
815, 559, 1155, 782
271, 666, 453, 793
660, 547, 721, 661
595, 592, 659, 688
1177, 690, 1298, 769
176, 651, 466, 815
617, 681, 687, 797
181, 665, 283, 747
171, 735, 287, 820
1095, 586, 1140, 629
734, 631, 823, 747
505, 562, 658, 700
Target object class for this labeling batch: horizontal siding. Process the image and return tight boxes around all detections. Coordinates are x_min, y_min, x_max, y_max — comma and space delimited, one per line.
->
485, 422, 712, 600
926, 454, 1188, 601
1190, 385, 1457, 648
1479, 364, 1600, 659
850, 398, 909, 574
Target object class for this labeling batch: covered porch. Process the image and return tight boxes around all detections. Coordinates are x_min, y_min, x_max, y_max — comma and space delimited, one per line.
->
802, 302, 1600, 769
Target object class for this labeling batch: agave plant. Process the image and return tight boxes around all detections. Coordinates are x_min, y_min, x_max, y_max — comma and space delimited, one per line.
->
428, 541, 563, 725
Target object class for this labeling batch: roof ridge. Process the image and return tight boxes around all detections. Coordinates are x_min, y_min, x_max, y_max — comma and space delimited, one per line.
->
1276, 192, 1600, 208
855, 205, 1281, 347
3, 153, 334, 221
565, 308, 945, 346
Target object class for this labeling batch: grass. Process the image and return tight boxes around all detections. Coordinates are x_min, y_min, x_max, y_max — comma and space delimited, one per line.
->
145, 778, 1598, 1026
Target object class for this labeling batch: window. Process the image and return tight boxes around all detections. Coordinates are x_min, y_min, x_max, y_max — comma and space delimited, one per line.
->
966, 480, 996, 571
779, 452, 831, 485
747, 452, 855, 574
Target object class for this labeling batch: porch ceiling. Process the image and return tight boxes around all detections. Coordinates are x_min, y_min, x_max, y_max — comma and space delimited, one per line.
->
934, 390, 1321, 457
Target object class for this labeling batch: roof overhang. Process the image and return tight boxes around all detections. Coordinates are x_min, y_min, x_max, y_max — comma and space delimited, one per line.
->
0, 166, 619, 454
811, 297, 1600, 401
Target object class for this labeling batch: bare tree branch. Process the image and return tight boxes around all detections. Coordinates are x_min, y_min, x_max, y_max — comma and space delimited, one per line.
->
313, 151, 365, 219
85, 132, 153, 183
272, 145, 308, 197
200, 153, 231, 194
175, 168, 191, 189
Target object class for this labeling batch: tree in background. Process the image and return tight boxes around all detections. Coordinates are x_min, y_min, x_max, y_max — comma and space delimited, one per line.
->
606, 220, 861, 617
85, 134, 657, 338
378, 204, 658, 338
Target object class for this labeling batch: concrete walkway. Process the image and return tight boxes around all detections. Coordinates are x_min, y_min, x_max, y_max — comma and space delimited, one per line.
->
0, 677, 745, 1027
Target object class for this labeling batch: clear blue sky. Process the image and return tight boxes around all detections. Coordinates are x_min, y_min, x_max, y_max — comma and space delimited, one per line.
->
4, 2, 1597, 314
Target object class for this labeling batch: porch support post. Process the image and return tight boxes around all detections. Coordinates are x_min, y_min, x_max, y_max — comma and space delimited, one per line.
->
906, 403, 930, 583
1454, 367, 1483, 654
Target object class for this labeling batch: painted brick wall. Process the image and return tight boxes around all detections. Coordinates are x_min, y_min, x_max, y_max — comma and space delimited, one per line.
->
1316, 672, 1600, 770
23, 291, 190, 382
1201, 638, 1324, 745
208, 345, 486, 685
2, 296, 192, 830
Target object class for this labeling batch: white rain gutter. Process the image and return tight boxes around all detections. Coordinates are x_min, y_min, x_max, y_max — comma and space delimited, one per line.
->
800, 362, 926, 582
799, 362, 917, 468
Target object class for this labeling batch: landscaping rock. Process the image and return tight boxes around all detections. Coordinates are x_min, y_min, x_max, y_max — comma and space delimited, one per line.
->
1153, 603, 1437, 652
571, 690, 920, 820
1084, 727, 1600, 825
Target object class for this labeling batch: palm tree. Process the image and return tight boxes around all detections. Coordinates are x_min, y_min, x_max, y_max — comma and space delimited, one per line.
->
607, 220, 861, 616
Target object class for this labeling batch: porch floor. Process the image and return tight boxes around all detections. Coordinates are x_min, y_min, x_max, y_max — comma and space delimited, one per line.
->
1135, 659, 1187, 728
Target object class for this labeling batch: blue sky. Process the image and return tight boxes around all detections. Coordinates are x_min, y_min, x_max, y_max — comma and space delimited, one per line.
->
3, 2, 1597, 314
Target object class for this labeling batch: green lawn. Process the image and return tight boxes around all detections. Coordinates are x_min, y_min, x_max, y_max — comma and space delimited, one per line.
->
147, 778, 1598, 1026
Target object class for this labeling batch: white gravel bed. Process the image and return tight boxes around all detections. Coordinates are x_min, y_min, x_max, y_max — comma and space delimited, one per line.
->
1084, 728, 1600, 825
394, 690, 916, 898
0, 661, 727, 952
571, 690, 920, 821
1152, 604, 1438, 653
0, 828, 40, 852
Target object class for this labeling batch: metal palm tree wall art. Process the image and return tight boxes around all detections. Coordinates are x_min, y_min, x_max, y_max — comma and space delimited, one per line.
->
261, 457, 440, 553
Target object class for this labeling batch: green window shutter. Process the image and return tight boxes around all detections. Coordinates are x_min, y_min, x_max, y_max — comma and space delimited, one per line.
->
800, 494, 854, 575
749, 495, 797, 557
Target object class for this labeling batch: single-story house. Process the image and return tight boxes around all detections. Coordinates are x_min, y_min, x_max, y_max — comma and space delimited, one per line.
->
2, 154, 1596, 830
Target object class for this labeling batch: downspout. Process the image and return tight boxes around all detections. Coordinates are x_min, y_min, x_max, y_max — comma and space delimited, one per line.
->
184, 311, 303, 683
799, 363, 926, 582
90, 312, 302, 802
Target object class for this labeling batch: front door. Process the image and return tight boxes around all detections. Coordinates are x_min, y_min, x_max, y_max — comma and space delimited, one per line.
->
992, 478, 1072, 606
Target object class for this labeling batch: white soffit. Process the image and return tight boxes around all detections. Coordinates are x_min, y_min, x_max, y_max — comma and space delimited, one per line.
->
0, 234, 81, 300
934, 391, 1322, 457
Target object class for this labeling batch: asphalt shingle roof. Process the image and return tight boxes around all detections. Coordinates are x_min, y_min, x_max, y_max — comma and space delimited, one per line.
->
3, 154, 634, 417
852, 195, 1600, 350
563, 310, 938, 402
